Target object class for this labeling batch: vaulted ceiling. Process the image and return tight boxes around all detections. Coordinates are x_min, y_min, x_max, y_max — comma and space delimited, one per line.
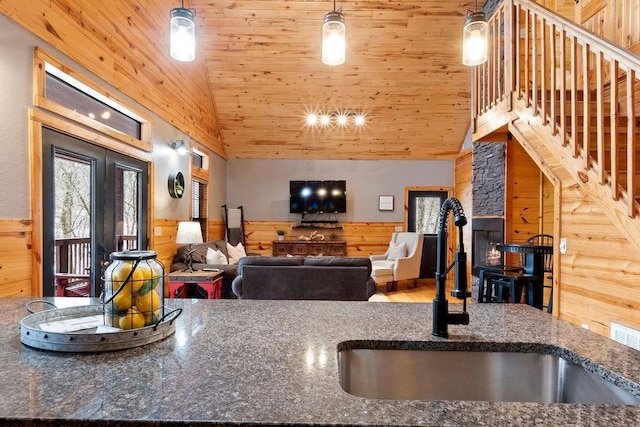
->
4, 0, 477, 160
194, 0, 475, 160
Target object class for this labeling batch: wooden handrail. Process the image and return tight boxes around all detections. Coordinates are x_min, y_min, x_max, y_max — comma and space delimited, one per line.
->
475, 0, 640, 219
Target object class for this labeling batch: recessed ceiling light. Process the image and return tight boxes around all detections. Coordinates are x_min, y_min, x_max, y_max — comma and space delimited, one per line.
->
320, 114, 331, 126
306, 113, 318, 126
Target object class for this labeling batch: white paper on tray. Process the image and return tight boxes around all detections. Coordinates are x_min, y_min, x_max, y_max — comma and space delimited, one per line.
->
38, 314, 104, 333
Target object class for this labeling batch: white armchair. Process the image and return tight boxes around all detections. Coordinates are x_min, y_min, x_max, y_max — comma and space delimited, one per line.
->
369, 232, 424, 292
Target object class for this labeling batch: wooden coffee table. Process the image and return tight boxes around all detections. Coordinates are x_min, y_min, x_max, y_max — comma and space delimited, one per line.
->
168, 269, 224, 299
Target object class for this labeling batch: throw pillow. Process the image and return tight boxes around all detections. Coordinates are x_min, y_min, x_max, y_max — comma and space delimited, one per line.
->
387, 241, 407, 261
206, 247, 228, 265
226, 242, 247, 265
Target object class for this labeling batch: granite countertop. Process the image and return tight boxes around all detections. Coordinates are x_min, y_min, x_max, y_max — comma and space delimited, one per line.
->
3, 297, 640, 426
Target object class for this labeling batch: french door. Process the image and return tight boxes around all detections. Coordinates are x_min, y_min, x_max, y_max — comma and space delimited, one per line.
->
407, 190, 448, 279
41, 127, 148, 297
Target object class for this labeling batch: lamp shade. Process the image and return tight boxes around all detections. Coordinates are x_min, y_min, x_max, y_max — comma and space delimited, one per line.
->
462, 11, 488, 66
170, 7, 196, 62
176, 221, 204, 244
322, 10, 346, 66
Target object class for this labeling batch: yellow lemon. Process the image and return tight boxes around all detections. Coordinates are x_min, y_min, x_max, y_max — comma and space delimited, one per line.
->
119, 308, 145, 330
144, 308, 162, 325
137, 264, 153, 281
129, 268, 146, 293
112, 287, 133, 312
111, 262, 133, 291
135, 289, 160, 313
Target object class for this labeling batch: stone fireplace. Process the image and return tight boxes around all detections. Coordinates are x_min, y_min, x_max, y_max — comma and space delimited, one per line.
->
471, 218, 504, 276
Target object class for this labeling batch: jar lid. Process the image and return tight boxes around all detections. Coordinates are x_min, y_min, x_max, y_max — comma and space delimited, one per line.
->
109, 250, 157, 261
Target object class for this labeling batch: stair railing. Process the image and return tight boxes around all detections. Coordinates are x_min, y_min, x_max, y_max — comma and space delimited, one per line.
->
474, 0, 640, 217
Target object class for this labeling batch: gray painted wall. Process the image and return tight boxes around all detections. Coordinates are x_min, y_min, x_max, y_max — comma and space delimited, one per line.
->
0, 15, 40, 218
226, 159, 455, 221
0, 13, 226, 221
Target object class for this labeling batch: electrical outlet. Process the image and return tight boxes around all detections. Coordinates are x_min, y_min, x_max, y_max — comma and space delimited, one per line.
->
154, 226, 162, 236
559, 238, 567, 254
582, 323, 590, 330
394, 226, 403, 232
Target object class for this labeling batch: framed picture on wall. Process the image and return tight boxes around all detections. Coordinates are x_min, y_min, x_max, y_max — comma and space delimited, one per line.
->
378, 195, 394, 211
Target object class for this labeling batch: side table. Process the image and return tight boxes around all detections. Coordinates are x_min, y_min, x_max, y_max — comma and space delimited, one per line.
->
168, 269, 224, 299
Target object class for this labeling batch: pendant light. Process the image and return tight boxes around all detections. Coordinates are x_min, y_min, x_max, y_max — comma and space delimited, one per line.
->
170, 1, 196, 62
462, 0, 488, 66
322, 0, 346, 66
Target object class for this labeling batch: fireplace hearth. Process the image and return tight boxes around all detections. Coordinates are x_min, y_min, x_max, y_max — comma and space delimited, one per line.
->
471, 218, 504, 276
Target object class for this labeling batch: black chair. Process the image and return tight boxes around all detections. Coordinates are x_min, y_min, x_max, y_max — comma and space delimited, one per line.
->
487, 234, 553, 310
527, 234, 554, 313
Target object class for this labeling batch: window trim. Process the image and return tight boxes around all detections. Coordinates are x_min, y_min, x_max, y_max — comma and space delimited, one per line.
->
33, 47, 153, 152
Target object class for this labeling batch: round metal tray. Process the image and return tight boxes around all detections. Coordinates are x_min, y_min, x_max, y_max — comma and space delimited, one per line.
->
20, 302, 181, 352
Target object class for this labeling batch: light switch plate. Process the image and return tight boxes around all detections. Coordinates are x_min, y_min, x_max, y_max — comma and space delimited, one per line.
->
154, 226, 162, 236
394, 226, 403, 232
559, 238, 567, 254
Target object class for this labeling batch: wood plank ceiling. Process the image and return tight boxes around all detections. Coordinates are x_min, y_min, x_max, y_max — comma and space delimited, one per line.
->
192, 0, 476, 160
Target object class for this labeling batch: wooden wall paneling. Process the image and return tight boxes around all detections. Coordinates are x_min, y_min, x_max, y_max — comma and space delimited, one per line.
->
242, 221, 401, 258
505, 139, 543, 265
208, 220, 226, 242
152, 219, 180, 270
506, 139, 543, 241
455, 150, 473, 286
0, 220, 32, 297
559, 182, 640, 334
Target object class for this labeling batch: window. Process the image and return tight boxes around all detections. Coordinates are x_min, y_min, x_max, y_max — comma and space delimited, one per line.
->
34, 48, 153, 151
192, 179, 208, 240
45, 73, 142, 139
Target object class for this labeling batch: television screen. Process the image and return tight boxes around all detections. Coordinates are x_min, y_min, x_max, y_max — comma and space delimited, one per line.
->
289, 180, 346, 213
289, 180, 307, 213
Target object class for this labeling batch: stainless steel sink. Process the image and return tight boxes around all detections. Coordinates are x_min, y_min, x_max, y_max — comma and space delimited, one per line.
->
338, 343, 640, 404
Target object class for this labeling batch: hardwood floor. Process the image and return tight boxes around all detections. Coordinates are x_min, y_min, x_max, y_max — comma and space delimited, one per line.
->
369, 279, 438, 303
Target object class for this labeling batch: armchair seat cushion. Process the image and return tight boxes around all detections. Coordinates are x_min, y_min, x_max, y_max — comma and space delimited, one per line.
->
370, 264, 393, 285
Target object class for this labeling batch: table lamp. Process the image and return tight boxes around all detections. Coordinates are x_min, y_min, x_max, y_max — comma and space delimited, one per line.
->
176, 221, 204, 272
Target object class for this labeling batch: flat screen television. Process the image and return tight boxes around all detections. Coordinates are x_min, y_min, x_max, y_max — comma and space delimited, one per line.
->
289, 180, 346, 214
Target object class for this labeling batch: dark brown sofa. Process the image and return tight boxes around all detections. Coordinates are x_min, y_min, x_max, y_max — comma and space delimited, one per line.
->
231, 256, 377, 301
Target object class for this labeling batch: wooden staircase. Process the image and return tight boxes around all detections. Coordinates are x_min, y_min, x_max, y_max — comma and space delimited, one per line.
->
472, 0, 640, 250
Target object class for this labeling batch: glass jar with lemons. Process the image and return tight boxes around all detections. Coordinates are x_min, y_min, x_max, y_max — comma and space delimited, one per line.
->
102, 250, 165, 330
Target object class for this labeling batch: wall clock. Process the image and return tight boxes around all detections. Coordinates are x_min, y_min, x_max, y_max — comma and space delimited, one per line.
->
168, 171, 185, 199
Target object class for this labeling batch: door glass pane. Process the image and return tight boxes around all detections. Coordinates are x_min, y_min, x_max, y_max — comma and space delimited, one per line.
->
54, 153, 92, 296
413, 196, 441, 234
116, 166, 140, 251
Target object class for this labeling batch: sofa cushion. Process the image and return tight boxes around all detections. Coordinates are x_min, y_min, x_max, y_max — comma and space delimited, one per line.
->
303, 256, 372, 276
226, 242, 247, 265
237, 255, 305, 274
175, 240, 229, 264
206, 247, 228, 265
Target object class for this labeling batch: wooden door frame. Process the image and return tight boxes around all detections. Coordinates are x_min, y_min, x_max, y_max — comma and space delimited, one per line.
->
29, 109, 154, 297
